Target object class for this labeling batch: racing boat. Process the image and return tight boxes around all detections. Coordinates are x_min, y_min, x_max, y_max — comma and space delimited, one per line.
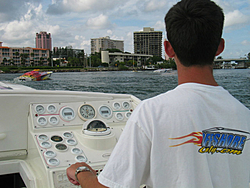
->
14, 69, 53, 81
0, 81, 141, 188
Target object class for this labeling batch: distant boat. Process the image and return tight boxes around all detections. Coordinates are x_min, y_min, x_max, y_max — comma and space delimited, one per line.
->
14, 69, 53, 81
153, 68, 172, 73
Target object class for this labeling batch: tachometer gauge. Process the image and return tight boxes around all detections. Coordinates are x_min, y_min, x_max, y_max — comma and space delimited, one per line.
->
37, 117, 47, 126
78, 104, 96, 121
35, 104, 45, 114
99, 105, 112, 119
115, 112, 124, 121
122, 101, 130, 110
60, 107, 75, 121
47, 104, 57, 113
113, 102, 121, 110
125, 112, 132, 119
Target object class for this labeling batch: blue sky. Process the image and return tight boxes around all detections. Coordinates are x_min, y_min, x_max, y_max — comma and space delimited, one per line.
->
0, 0, 250, 59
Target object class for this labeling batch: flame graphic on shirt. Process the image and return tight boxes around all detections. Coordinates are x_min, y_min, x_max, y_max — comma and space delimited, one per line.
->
169, 132, 203, 147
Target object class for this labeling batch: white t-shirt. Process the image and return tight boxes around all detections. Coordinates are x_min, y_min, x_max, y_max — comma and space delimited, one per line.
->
98, 83, 250, 188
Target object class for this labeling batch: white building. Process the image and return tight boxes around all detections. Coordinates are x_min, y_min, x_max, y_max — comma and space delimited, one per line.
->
91, 36, 124, 54
101, 51, 152, 66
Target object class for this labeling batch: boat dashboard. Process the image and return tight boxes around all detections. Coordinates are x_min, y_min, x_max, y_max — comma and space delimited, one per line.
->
0, 81, 141, 188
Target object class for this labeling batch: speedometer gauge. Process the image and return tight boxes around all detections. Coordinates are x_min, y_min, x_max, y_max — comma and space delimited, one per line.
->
78, 104, 96, 121
99, 105, 112, 119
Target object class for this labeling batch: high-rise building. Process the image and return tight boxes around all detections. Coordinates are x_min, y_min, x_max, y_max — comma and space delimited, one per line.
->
91, 36, 124, 54
134, 27, 162, 57
36, 31, 52, 51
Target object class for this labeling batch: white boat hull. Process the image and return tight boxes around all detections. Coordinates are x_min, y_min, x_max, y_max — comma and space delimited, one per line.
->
0, 81, 141, 187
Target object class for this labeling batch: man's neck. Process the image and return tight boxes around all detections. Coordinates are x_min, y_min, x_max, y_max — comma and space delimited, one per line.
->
177, 62, 218, 86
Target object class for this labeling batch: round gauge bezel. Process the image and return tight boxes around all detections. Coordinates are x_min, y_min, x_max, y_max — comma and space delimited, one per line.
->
41, 141, 52, 149
35, 104, 45, 114
115, 112, 124, 121
37, 116, 48, 126
38, 134, 49, 141
122, 101, 130, 110
63, 132, 73, 139
125, 111, 132, 119
66, 138, 77, 146
98, 105, 113, 119
47, 104, 57, 113
78, 104, 96, 121
60, 106, 75, 121
113, 102, 121, 110
49, 116, 59, 125
71, 148, 82, 155
44, 150, 57, 158
75, 155, 88, 162
47, 158, 60, 166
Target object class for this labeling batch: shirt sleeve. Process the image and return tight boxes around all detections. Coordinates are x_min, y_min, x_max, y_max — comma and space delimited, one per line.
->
98, 118, 151, 188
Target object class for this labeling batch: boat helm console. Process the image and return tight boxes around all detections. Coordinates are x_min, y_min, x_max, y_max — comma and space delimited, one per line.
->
0, 81, 141, 188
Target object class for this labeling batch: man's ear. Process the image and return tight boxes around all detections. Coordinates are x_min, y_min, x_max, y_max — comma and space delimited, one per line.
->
215, 38, 225, 56
164, 40, 175, 58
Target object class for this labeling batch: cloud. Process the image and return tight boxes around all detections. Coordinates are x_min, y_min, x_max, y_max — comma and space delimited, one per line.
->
0, 0, 41, 22
142, 0, 167, 12
85, 14, 113, 30
225, 10, 249, 27
46, 0, 126, 15
241, 40, 250, 45
0, 3, 60, 47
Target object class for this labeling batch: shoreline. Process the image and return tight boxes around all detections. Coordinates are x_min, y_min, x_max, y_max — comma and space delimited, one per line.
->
0, 67, 158, 74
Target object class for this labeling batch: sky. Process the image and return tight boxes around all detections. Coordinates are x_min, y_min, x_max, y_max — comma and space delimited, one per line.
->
0, 0, 250, 59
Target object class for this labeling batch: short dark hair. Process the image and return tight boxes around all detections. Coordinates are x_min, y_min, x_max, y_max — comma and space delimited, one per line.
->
165, 0, 224, 67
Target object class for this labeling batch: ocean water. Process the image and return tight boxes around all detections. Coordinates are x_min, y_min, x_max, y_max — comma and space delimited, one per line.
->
1, 69, 250, 109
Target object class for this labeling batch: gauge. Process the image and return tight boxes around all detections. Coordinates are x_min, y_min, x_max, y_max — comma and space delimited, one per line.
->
66, 138, 77, 146
37, 117, 47, 126
47, 104, 57, 113
35, 104, 45, 114
99, 105, 112, 119
44, 150, 56, 158
38, 134, 49, 141
122, 102, 130, 110
47, 158, 60, 166
115, 112, 124, 121
49, 116, 59, 125
78, 104, 96, 120
51, 135, 63, 142
63, 132, 73, 139
55, 143, 68, 151
113, 102, 121, 110
75, 155, 87, 162
125, 112, 132, 119
71, 148, 82, 155
41, 141, 52, 149
60, 107, 75, 121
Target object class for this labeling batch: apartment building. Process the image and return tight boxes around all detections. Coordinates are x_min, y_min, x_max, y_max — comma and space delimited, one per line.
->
0, 42, 50, 66
134, 27, 162, 57
91, 36, 124, 54
36, 31, 52, 51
